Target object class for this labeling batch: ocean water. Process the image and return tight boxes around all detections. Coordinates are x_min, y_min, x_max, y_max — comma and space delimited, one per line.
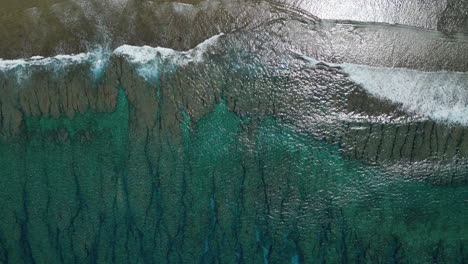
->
0, 1, 467, 263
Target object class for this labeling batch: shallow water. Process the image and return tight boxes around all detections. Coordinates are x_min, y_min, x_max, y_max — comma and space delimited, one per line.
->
0, 1, 467, 263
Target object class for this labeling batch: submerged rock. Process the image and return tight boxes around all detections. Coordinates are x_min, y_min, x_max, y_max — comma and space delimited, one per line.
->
0, 1, 466, 263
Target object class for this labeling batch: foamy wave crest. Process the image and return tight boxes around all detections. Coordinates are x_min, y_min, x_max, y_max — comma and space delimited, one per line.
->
301, 55, 468, 125
0, 33, 223, 84
113, 33, 224, 81
0, 47, 111, 83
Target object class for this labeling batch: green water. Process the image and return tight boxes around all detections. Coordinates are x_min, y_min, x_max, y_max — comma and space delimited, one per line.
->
0, 0, 467, 261
0, 86, 465, 263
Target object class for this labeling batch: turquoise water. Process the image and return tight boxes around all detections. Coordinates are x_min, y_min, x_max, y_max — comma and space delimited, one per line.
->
0, 20, 467, 263
0, 87, 466, 263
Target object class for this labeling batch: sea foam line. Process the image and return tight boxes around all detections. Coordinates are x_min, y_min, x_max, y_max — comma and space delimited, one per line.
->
0, 33, 224, 82
0, 47, 111, 82
113, 33, 224, 81
0, 53, 90, 71
300, 55, 468, 125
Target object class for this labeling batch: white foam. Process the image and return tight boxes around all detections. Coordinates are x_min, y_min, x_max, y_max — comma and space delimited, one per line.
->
0, 53, 86, 83
0, 48, 110, 82
302, 55, 468, 125
114, 33, 224, 81
114, 45, 180, 64
0, 52, 90, 71
190, 33, 224, 62
113, 33, 224, 62
0, 34, 223, 83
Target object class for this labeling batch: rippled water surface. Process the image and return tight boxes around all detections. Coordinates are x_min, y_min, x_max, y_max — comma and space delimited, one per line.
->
0, 0, 467, 263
